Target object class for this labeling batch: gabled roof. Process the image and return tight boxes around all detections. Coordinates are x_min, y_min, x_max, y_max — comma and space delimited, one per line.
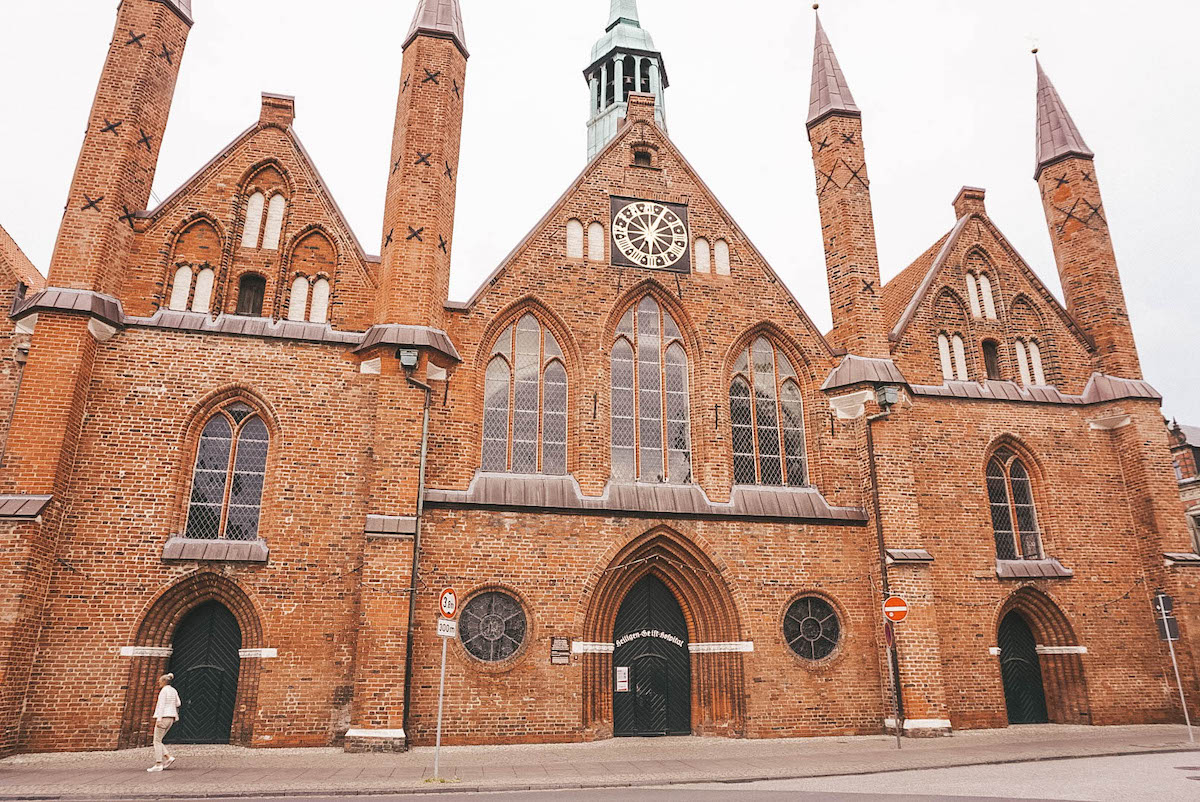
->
880, 231, 952, 332
1035, 59, 1093, 179
143, 119, 376, 281
0, 223, 45, 290
807, 15, 861, 129
405, 0, 468, 58
884, 213, 1092, 351
1177, 424, 1200, 449
453, 106, 837, 361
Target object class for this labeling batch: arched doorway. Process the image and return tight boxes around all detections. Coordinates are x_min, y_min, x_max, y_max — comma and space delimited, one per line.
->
613, 575, 691, 736
165, 601, 242, 744
119, 573, 264, 749
579, 527, 747, 738
998, 611, 1048, 724
995, 588, 1090, 725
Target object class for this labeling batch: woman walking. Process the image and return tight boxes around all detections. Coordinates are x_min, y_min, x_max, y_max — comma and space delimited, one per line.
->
147, 673, 181, 772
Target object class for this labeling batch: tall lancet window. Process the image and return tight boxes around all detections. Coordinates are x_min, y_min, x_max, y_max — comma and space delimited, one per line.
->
611, 298, 691, 483
730, 338, 807, 487
481, 314, 567, 475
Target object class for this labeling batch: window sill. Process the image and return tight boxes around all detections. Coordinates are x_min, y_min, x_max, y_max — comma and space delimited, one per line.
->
162, 536, 269, 564
995, 558, 1072, 580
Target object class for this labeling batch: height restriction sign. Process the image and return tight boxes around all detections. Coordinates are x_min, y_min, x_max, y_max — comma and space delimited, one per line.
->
439, 587, 458, 619
883, 596, 909, 624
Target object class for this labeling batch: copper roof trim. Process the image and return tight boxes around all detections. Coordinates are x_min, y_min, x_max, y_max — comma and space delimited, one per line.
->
911, 374, 1160, 407
127, 310, 362, 345
161, 536, 269, 563
1164, 552, 1200, 566
0, 494, 52, 520
12, 288, 123, 328
996, 558, 1073, 579
886, 548, 934, 564
354, 324, 461, 362
365, 515, 418, 536
821, 355, 908, 391
424, 473, 867, 523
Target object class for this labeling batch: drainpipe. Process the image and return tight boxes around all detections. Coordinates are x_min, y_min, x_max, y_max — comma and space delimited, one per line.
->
400, 373, 432, 747
866, 393, 905, 743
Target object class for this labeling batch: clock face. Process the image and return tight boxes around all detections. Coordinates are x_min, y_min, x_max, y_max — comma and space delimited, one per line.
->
609, 197, 691, 272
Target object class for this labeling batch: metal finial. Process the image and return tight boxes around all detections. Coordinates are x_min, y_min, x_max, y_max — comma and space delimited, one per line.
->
813, 3, 820, 9
1032, 47, 1039, 55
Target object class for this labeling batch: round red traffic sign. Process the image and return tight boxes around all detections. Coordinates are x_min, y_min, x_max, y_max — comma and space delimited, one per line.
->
882, 596, 908, 623
439, 587, 458, 619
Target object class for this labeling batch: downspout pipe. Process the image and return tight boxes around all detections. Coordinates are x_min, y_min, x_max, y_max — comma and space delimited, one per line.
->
866, 404, 905, 730
400, 374, 433, 747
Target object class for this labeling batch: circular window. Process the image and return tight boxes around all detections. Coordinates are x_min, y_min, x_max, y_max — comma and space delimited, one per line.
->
784, 596, 841, 661
459, 591, 527, 662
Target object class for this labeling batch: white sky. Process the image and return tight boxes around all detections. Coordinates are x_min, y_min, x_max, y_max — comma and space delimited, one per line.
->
1, 1, 1197, 421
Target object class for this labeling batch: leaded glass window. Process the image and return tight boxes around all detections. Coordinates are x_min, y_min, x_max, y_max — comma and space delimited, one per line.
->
987, 448, 1043, 560
729, 337, 807, 486
185, 401, 269, 541
481, 314, 567, 475
784, 596, 840, 661
460, 591, 527, 662
610, 298, 691, 483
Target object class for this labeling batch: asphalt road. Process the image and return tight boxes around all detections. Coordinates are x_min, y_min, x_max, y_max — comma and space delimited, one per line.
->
164, 751, 1200, 801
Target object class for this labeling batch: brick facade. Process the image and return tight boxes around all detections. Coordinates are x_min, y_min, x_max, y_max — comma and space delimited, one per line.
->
0, 1, 1196, 755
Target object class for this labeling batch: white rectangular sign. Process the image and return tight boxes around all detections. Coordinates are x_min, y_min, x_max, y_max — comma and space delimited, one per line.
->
615, 666, 629, 692
436, 618, 458, 638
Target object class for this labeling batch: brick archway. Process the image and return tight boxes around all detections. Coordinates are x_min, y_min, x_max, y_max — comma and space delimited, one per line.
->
118, 573, 264, 749
580, 528, 746, 738
997, 587, 1090, 725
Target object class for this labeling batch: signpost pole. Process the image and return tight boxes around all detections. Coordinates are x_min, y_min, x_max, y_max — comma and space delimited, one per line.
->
885, 625, 902, 751
433, 631, 448, 778
1159, 598, 1194, 744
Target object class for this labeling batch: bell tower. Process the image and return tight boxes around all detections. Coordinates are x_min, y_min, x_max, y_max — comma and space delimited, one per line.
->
585, 0, 669, 161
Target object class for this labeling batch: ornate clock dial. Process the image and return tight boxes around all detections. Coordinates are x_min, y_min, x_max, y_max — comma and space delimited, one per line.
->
611, 199, 690, 271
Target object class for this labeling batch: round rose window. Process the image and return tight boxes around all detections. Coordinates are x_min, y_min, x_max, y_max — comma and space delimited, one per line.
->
784, 596, 840, 661
459, 591, 527, 662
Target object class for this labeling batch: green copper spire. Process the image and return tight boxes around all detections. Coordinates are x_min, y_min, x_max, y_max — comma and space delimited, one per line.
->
586, 0, 668, 161
607, 0, 641, 31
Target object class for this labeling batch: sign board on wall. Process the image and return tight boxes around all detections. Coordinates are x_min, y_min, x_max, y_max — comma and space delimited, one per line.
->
615, 666, 629, 692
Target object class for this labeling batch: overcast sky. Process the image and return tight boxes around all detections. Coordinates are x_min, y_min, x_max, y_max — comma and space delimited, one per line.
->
1, 1, 1197, 421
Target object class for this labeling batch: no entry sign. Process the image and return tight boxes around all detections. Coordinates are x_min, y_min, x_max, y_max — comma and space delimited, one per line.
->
439, 587, 458, 619
883, 596, 909, 624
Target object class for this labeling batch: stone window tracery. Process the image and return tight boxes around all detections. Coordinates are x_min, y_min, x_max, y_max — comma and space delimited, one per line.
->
730, 337, 806, 487
459, 591, 527, 663
481, 314, 567, 475
784, 596, 840, 661
611, 298, 692, 483
987, 448, 1043, 561
185, 401, 269, 542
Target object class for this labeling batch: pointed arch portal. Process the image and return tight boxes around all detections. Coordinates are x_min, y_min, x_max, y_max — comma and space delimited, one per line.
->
996, 588, 1090, 726
581, 528, 746, 738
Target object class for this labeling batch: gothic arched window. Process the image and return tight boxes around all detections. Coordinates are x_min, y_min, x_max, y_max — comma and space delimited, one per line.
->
987, 448, 1043, 561
730, 337, 806, 487
481, 314, 568, 475
611, 297, 691, 483
185, 401, 269, 542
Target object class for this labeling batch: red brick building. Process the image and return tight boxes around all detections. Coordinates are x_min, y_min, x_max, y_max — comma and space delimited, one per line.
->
0, 0, 1196, 754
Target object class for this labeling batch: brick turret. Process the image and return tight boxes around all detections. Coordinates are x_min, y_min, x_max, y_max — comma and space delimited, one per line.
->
47, 0, 192, 295
1034, 58, 1141, 379
376, 0, 469, 329
806, 15, 888, 358
0, 0, 193, 754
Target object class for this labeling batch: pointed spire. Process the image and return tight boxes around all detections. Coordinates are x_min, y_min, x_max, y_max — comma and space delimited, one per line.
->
608, 0, 641, 31
1034, 58, 1093, 178
807, 14, 860, 129
405, 0, 468, 58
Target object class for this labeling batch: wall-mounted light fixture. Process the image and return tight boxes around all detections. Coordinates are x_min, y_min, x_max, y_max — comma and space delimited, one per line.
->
398, 349, 419, 370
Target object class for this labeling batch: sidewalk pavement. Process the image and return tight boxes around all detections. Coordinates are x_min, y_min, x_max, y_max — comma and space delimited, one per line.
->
0, 724, 1195, 799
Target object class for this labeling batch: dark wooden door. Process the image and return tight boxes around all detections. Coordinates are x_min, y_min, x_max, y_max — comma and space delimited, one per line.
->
999, 611, 1049, 725
165, 601, 242, 744
613, 575, 690, 737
